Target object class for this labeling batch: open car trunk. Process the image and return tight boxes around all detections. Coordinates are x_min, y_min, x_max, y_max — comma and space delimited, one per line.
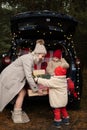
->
1, 10, 82, 109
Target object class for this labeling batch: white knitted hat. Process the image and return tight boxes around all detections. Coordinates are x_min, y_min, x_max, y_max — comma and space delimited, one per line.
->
33, 39, 47, 54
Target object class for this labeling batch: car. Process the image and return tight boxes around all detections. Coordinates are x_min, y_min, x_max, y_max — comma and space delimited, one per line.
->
0, 10, 82, 109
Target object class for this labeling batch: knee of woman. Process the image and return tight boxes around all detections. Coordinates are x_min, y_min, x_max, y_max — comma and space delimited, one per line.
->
19, 89, 26, 96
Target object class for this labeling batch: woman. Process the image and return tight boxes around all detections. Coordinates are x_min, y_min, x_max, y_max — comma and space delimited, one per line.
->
0, 39, 47, 123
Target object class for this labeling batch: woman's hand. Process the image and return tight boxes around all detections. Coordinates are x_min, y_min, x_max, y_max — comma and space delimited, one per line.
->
34, 77, 38, 83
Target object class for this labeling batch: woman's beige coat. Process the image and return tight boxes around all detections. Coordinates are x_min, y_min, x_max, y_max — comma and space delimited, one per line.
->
0, 53, 38, 111
37, 76, 68, 108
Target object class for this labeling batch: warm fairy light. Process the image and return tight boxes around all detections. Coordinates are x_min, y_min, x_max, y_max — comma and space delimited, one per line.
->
58, 22, 60, 25
43, 33, 45, 35
76, 59, 80, 64
31, 42, 33, 45
54, 43, 57, 45
71, 40, 74, 43
74, 55, 77, 58
64, 40, 66, 42
78, 92, 79, 95
77, 80, 79, 82
67, 37, 71, 40
76, 86, 79, 88
64, 35, 66, 37
20, 38, 22, 40
78, 98, 80, 100
77, 73, 79, 76
13, 53, 15, 55
12, 37, 14, 40
60, 24, 62, 27
68, 43, 70, 46
70, 34, 72, 37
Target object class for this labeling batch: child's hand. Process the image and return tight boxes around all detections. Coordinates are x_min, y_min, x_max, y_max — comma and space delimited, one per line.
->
38, 89, 43, 96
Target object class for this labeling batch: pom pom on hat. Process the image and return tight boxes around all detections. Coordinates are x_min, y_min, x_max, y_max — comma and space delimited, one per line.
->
53, 49, 62, 59
54, 66, 67, 76
36, 39, 45, 44
33, 39, 47, 54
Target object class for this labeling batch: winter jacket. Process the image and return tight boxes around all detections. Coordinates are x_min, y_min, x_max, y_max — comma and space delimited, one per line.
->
0, 53, 38, 111
46, 58, 69, 75
37, 76, 68, 108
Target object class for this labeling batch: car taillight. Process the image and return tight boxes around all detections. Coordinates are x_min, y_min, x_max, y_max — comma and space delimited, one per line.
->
2, 56, 11, 65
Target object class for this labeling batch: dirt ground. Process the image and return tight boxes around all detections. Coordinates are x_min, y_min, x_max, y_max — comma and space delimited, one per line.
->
0, 74, 87, 130
0, 96, 87, 130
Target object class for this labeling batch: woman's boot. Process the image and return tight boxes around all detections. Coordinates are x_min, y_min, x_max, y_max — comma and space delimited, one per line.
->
11, 109, 30, 123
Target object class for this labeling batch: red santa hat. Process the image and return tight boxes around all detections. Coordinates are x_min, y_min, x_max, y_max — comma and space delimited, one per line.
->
53, 49, 62, 59
54, 66, 67, 76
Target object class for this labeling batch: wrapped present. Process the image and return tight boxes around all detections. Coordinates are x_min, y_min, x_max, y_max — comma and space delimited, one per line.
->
33, 69, 51, 79
28, 87, 49, 97
28, 69, 50, 96
33, 69, 45, 76
39, 74, 51, 79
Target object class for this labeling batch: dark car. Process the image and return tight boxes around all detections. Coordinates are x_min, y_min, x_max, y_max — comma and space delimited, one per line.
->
0, 10, 82, 109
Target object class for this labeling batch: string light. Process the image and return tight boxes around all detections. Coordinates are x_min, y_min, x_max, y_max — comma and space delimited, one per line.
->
61, 29, 63, 32
77, 73, 79, 76
54, 43, 57, 45
78, 98, 80, 100
59, 24, 62, 27
76, 86, 79, 88
43, 33, 45, 35
25, 40, 28, 43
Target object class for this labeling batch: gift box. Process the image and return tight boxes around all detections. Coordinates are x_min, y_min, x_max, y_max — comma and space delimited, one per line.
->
33, 69, 45, 76
28, 89, 48, 96
28, 69, 50, 96
28, 84, 49, 96
33, 69, 51, 79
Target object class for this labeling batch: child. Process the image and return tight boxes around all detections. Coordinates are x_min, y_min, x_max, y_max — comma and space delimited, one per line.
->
35, 66, 70, 128
46, 49, 69, 75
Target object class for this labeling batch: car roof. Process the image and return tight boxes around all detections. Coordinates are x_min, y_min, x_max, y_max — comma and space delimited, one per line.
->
11, 10, 77, 22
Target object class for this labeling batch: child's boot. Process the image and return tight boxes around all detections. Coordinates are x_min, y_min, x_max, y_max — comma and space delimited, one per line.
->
53, 120, 62, 128
62, 117, 70, 125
